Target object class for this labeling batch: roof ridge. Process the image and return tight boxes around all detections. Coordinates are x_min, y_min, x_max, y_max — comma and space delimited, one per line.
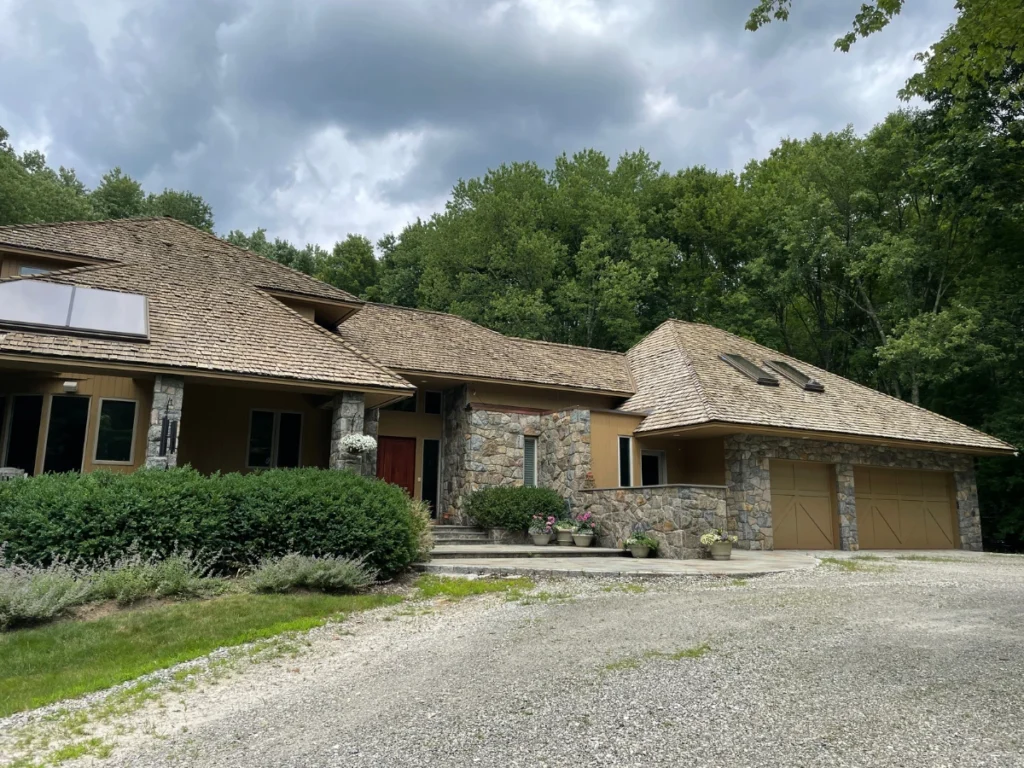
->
682, 321, 1015, 451
668, 321, 716, 423
255, 289, 413, 391
0, 215, 170, 233
364, 302, 626, 356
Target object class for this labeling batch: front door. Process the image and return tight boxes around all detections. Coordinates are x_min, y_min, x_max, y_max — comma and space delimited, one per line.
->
377, 436, 416, 498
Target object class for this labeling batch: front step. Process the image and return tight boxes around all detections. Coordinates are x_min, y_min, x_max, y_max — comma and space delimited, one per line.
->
431, 524, 491, 546
430, 545, 626, 559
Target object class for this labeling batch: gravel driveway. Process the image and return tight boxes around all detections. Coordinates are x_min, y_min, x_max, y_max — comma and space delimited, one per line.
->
53, 556, 1024, 766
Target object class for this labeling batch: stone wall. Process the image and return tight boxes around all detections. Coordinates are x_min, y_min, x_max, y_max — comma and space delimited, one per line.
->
439, 385, 592, 523
328, 392, 375, 476
724, 433, 981, 551
580, 485, 728, 559
145, 374, 184, 469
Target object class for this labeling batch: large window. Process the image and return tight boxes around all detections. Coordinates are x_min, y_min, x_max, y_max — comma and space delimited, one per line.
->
4, 395, 43, 474
94, 399, 138, 463
43, 396, 90, 473
524, 437, 537, 487
247, 410, 303, 469
618, 436, 632, 487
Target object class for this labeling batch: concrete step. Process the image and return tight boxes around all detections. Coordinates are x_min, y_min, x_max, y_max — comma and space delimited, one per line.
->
432, 533, 491, 542
430, 544, 626, 559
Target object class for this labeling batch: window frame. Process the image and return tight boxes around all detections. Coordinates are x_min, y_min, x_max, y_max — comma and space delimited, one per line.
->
617, 435, 633, 488
640, 449, 667, 486
92, 397, 140, 466
40, 393, 92, 474
246, 409, 304, 470
523, 436, 538, 488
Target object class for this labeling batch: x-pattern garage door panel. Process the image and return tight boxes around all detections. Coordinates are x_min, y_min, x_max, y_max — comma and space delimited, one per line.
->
855, 468, 956, 550
770, 461, 837, 550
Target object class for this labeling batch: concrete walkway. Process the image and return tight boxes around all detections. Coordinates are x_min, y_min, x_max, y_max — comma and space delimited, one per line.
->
415, 549, 818, 578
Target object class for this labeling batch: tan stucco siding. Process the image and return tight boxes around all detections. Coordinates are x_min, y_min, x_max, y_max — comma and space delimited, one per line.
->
468, 382, 621, 411
0, 371, 153, 474
378, 402, 442, 500
590, 411, 645, 488
178, 383, 331, 474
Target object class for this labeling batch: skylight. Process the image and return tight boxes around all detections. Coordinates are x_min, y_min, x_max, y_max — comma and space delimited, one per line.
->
764, 360, 825, 392
0, 281, 148, 340
720, 353, 779, 386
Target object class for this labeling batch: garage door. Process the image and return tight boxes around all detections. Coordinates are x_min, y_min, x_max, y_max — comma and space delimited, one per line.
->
854, 467, 957, 549
770, 461, 837, 549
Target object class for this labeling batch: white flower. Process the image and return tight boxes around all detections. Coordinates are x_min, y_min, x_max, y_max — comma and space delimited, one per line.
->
339, 434, 377, 454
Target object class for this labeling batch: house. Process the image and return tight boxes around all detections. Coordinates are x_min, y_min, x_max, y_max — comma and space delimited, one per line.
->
0, 218, 1015, 556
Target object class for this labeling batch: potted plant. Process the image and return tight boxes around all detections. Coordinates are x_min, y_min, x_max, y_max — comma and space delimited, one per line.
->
572, 511, 597, 547
624, 531, 658, 559
528, 515, 555, 546
338, 434, 377, 455
700, 529, 739, 561
554, 519, 576, 546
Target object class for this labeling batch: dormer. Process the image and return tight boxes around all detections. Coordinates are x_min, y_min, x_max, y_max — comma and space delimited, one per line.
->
264, 289, 361, 331
0, 247, 104, 279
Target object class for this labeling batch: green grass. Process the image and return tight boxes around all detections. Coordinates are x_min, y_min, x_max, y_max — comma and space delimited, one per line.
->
0, 592, 401, 718
729, 579, 749, 587
819, 557, 865, 571
601, 583, 647, 594
896, 554, 970, 563
414, 575, 535, 600
603, 644, 710, 672
851, 554, 884, 561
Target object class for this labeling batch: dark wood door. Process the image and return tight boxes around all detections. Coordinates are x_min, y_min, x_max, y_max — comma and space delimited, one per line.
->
377, 436, 416, 497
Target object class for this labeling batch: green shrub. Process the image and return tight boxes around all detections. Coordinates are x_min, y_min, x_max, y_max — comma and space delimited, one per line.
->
465, 486, 566, 532
246, 553, 375, 594
0, 467, 422, 578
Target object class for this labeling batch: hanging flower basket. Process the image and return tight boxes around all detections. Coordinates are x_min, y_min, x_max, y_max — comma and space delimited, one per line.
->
339, 434, 377, 455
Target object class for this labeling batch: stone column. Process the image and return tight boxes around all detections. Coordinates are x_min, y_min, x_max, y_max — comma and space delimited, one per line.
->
145, 374, 184, 469
328, 392, 370, 475
955, 464, 983, 551
835, 462, 859, 550
362, 407, 379, 477
723, 435, 772, 550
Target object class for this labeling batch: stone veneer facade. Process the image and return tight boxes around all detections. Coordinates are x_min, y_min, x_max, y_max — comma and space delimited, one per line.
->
145, 374, 184, 469
580, 485, 728, 559
328, 392, 377, 477
724, 433, 982, 551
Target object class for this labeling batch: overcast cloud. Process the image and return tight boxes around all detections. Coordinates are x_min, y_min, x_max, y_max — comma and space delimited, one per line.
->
0, 0, 955, 248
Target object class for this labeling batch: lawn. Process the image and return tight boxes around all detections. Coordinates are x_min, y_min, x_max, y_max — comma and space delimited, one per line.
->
0, 592, 401, 717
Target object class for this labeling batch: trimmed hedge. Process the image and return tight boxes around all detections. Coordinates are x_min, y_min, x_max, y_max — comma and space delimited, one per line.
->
0, 468, 427, 578
465, 486, 566, 532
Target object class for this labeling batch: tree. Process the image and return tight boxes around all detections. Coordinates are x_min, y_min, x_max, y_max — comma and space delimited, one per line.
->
90, 167, 146, 220
146, 189, 214, 231
0, 126, 94, 225
317, 234, 379, 297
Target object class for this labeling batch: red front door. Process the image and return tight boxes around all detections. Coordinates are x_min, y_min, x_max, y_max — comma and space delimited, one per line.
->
376, 436, 416, 497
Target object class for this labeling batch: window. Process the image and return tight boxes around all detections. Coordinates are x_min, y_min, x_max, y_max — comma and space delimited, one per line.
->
618, 436, 632, 487
763, 360, 825, 392
18, 265, 50, 276
641, 450, 666, 486
383, 396, 416, 413
523, 437, 537, 487
94, 399, 137, 463
424, 391, 442, 415
43, 396, 90, 473
247, 411, 302, 469
719, 353, 779, 386
0, 282, 148, 339
3, 395, 43, 474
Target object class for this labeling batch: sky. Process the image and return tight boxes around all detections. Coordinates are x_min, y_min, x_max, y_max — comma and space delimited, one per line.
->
0, 0, 956, 249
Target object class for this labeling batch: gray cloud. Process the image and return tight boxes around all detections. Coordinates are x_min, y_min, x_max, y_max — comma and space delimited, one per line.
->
0, 0, 957, 248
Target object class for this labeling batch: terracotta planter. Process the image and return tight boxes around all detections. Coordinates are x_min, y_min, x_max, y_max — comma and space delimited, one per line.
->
572, 532, 594, 547
530, 532, 553, 546
628, 544, 650, 559
555, 529, 575, 546
709, 541, 733, 561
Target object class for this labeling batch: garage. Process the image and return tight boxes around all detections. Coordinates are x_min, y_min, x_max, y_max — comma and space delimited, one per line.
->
854, 467, 957, 549
770, 460, 837, 549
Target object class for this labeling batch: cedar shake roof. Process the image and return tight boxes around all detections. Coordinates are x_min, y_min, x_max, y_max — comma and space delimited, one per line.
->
621, 320, 1014, 453
337, 303, 635, 395
0, 218, 413, 392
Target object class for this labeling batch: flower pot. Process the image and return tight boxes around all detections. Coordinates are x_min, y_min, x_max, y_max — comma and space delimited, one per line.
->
555, 529, 575, 546
572, 532, 594, 547
628, 544, 650, 559
530, 532, 553, 546
709, 541, 733, 561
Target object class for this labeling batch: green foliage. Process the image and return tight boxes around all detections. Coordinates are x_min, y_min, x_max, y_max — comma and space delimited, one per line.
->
464, 486, 566, 532
0, 554, 93, 631
0, 468, 423, 578
245, 553, 375, 594
624, 532, 659, 550
145, 189, 214, 231
0, 592, 400, 717
316, 234, 379, 296
90, 550, 225, 606
414, 575, 534, 600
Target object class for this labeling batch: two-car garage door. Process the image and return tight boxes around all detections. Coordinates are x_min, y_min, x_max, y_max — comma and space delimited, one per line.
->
854, 467, 958, 549
770, 460, 958, 550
